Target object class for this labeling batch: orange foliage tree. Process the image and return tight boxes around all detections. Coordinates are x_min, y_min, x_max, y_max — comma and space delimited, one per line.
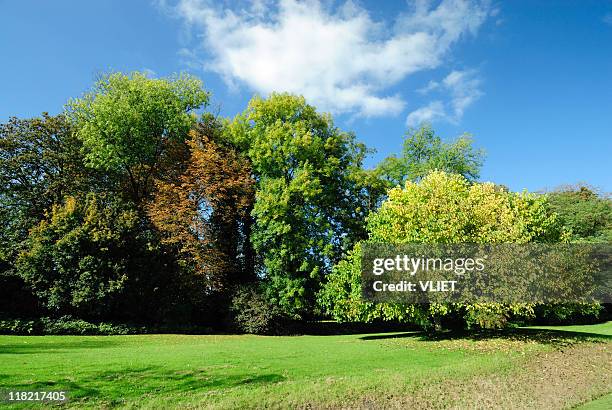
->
147, 120, 255, 291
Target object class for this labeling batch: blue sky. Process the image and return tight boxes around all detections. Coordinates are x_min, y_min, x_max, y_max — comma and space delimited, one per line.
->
1, 0, 611, 192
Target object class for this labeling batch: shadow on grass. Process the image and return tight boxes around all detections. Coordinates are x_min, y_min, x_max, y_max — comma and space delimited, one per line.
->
358, 328, 611, 348
360, 332, 420, 340
0, 379, 101, 399
421, 328, 611, 348
91, 367, 286, 390
1, 366, 286, 405
294, 321, 419, 335
0, 340, 122, 355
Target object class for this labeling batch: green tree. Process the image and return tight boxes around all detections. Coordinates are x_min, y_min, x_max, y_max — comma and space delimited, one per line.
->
319, 171, 567, 330
16, 194, 141, 318
547, 185, 612, 242
0, 114, 94, 274
229, 93, 371, 318
375, 125, 484, 187
66, 71, 209, 203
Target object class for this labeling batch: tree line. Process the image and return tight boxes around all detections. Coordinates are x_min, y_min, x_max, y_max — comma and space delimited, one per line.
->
1, 72, 610, 333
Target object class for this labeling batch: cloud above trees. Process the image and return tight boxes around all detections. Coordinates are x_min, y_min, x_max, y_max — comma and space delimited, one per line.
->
407, 69, 483, 126
162, 0, 491, 118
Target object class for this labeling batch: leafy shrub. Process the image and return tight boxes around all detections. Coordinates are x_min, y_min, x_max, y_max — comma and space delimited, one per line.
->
0, 316, 136, 335
230, 285, 287, 334
0, 318, 37, 335
532, 303, 603, 325
40, 316, 99, 334
0, 316, 217, 335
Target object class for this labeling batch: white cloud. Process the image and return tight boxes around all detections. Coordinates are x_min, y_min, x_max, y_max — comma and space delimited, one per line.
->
406, 101, 446, 126
418, 80, 441, 94
162, 0, 491, 117
444, 69, 483, 118
604, 13, 612, 26
406, 68, 483, 126
177, 48, 204, 71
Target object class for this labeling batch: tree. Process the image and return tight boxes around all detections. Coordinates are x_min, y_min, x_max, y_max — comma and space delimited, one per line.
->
16, 194, 142, 319
66, 71, 209, 204
229, 93, 371, 318
319, 171, 567, 330
0, 114, 93, 274
147, 118, 255, 291
547, 185, 612, 242
367, 171, 561, 245
375, 125, 484, 187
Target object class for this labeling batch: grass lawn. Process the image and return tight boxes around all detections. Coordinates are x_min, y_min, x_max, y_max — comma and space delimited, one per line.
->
524, 321, 612, 336
0, 323, 610, 409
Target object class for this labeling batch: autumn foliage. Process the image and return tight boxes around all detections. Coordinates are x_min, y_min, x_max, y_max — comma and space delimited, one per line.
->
148, 123, 255, 290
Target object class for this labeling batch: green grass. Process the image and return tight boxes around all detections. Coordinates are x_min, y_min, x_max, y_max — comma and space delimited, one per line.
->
576, 393, 612, 410
1, 323, 610, 409
524, 321, 612, 336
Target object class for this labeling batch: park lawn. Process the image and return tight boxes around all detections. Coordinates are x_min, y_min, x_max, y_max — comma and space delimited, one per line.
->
524, 321, 612, 336
0, 323, 610, 409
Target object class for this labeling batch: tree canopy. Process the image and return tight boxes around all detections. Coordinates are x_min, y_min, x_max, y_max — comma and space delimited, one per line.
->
375, 125, 484, 187
0, 114, 93, 273
229, 93, 370, 318
147, 119, 255, 290
319, 171, 568, 330
66, 72, 209, 203
547, 185, 612, 242
15, 194, 140, 318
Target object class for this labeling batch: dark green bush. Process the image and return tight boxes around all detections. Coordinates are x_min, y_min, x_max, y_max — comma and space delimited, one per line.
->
532, 303, 604, 325
0, 318, 37, 335
0, 316, 136, 335
0, 316, 220, 335
230, 285, 287, 335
